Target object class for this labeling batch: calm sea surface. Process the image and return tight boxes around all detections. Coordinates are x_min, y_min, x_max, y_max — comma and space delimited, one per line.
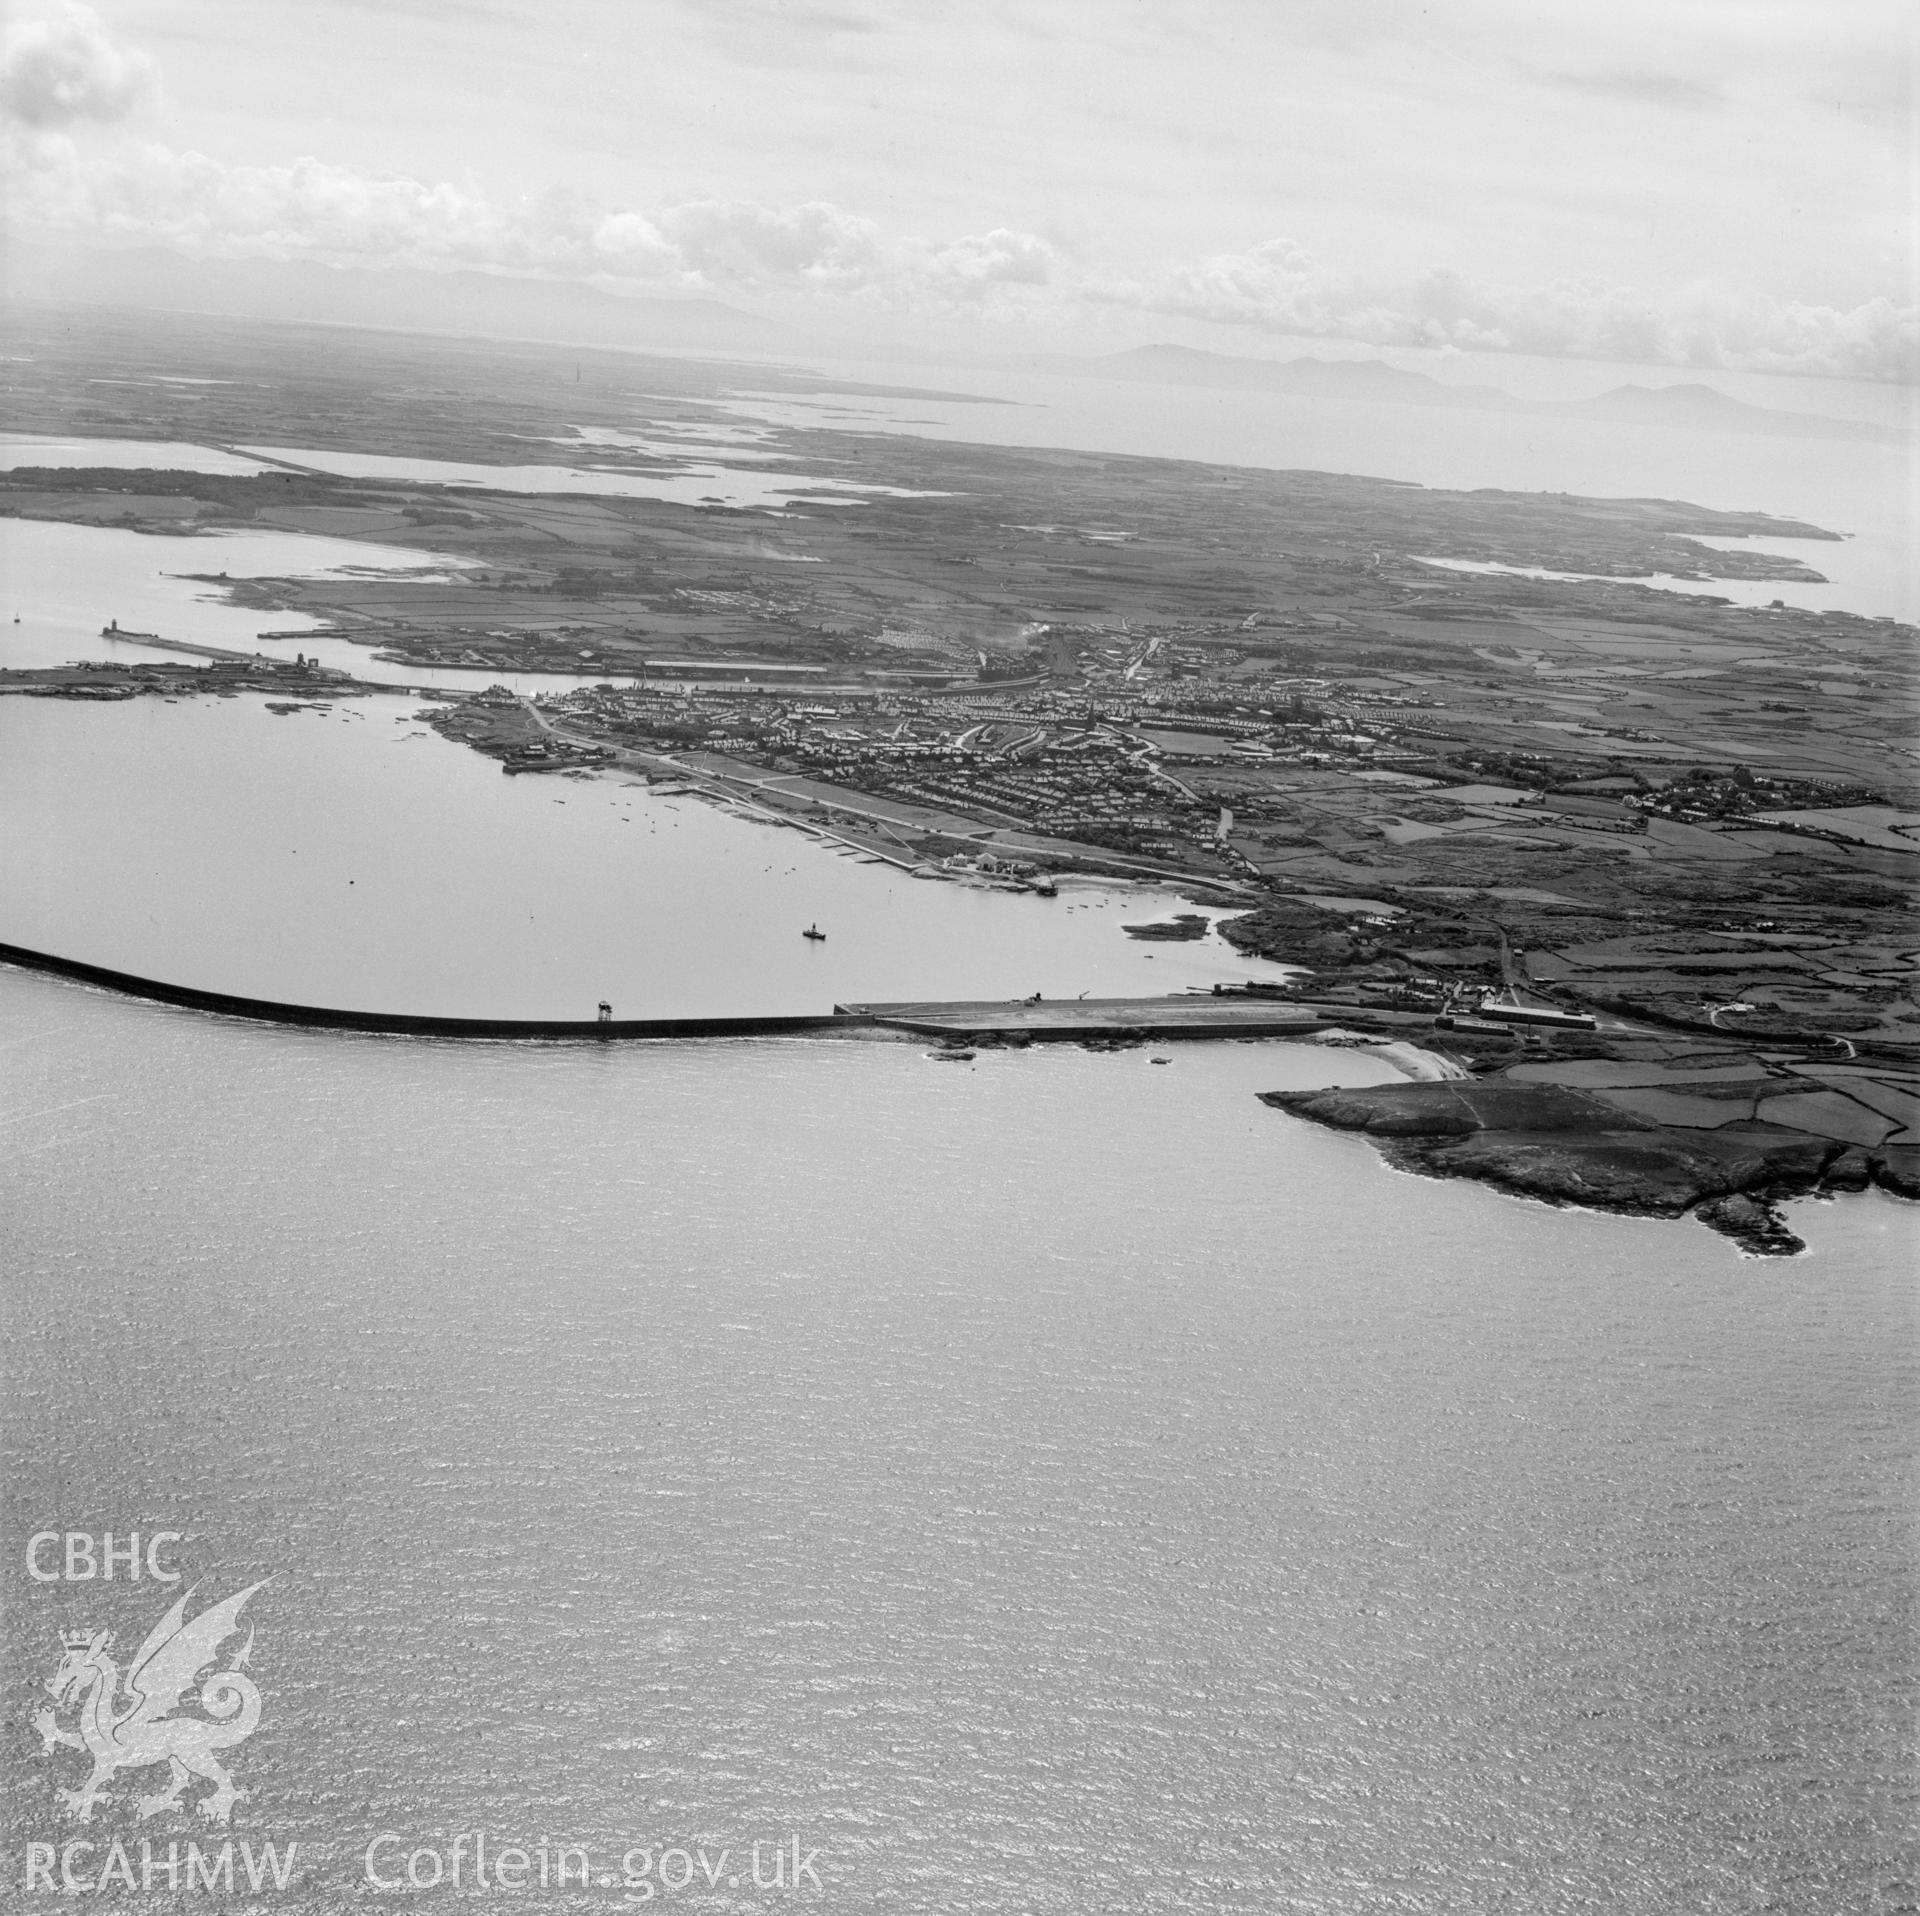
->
2, 375, 1915, 1911
2, 973, 1913, 1912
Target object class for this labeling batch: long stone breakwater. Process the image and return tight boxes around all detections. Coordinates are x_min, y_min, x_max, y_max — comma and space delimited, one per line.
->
0, 945, 1338, 1043
0, 944, 841, 1040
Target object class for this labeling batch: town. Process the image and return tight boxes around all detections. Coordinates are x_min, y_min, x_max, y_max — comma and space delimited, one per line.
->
3, 309, 1915, 1251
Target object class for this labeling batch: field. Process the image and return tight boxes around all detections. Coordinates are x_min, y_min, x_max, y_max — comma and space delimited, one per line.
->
3, 305, 1915, 1247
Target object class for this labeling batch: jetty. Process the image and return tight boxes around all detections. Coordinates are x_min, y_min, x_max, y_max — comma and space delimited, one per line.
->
100, 626, 289, 667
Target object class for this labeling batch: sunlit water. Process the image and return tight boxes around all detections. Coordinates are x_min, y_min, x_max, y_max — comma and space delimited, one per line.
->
2, 973, 1912, 1913
0, 433, 276, 475
0, 421, 941, 508
236, 442, 939, 510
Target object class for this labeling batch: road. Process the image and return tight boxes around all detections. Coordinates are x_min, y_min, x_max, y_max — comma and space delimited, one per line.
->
518, 699, 1263, 896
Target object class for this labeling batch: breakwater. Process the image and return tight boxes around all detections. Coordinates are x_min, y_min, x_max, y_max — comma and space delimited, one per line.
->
0, 945, 1378, 1045
0, 943, 842, 1040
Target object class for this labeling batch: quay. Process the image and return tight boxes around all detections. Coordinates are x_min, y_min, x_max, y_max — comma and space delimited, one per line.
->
100, 625, 289, 667
93, 627, 358, 680
836, 996, 1341, 1041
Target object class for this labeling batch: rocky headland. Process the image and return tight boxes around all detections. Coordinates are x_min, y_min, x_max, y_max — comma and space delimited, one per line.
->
1260, 1078, 1918, 1254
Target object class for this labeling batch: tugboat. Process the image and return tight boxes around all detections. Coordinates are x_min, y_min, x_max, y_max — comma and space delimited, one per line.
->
801, 923, 826, 942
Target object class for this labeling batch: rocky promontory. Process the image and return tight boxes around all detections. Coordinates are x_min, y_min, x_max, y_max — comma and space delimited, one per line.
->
1123, 913, 1211, 940
1259, 1079, 1916, 1254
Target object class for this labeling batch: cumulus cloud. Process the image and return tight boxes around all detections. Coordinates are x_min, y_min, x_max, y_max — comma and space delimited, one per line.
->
5, 133, 1064, 315
588, 209, 682, 277
0, 10, 1059, 312
11, 141, 555, 269
913, 227, 1059, 291
2, 8, 1906, 380
657, 199, 883, 289
1102, 240, 1918, 383
0, 3, 154, 130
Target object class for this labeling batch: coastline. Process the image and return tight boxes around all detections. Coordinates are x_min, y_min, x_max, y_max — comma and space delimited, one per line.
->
4, 353, 1913, 1265
7, 935, 1911, 1256
1260, 1077, 1917, 1255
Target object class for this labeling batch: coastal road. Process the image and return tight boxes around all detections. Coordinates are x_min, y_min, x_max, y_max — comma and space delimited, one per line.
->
522, 702, 1262, 896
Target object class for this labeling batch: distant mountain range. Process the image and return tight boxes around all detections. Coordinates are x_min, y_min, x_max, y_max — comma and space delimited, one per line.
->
1028, 343, 1901, 442
4, 243, 781, 355
4, 250, 1900, 442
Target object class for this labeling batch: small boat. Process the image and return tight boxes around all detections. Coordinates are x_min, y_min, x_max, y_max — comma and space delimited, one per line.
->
801, 924, 826, 941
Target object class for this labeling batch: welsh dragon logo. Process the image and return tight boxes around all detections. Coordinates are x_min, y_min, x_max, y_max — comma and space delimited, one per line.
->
33, 1581, 269, 1824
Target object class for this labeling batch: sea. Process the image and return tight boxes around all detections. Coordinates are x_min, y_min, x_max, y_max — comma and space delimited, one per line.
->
2, 352, 1914, 1912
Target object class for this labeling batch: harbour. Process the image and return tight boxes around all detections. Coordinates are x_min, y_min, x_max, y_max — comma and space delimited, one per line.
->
3, 34, 1913, 1888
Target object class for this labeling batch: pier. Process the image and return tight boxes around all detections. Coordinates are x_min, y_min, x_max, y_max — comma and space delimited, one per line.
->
100, 626, 287, 667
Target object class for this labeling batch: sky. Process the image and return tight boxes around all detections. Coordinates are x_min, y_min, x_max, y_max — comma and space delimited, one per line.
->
2, 0, 1914, 378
